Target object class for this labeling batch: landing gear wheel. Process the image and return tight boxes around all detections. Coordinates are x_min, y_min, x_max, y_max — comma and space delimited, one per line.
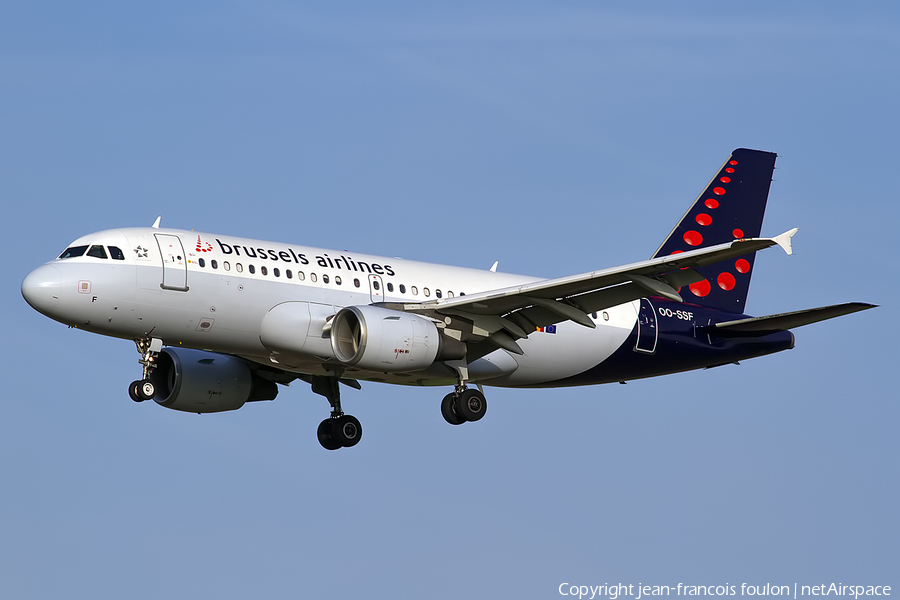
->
310, 376, 363, 450
333, 415, 363, 448
456, 389, 487, 422
138, 379, 155, 401
441, 393, 465, 425
129, 381, 145, 402
317, 419, 341, 451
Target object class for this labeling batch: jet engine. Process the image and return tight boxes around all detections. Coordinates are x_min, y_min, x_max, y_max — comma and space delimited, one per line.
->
330, 305, 464, 372
149, 347, 278, 413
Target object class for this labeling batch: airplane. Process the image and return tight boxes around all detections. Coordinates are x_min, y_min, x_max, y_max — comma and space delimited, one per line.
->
21, 148, 875, 450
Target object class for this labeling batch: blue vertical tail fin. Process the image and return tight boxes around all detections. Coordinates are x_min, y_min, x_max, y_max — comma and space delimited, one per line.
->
653, 148, 777, 314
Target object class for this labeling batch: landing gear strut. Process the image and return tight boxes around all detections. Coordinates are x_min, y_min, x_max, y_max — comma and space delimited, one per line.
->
312, 376, 362, 450
129, 337, 162, 402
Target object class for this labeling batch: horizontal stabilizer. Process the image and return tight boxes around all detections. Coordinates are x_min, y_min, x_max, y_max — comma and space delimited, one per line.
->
712, 302, 876, 336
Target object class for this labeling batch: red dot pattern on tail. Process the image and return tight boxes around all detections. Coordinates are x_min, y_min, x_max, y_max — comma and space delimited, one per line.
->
677, 156, 752, 300
717, 272, 736, 291
689, 279, 711, 297
683, 230, 703, 246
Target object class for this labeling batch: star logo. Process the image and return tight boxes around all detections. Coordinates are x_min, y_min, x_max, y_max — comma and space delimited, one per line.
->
134, 245, 149, 258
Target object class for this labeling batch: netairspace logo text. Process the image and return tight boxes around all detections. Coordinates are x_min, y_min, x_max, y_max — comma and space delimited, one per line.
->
558, 584, 892, 600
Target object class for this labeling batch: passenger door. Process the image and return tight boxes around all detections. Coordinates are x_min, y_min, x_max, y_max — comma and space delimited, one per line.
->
155, 234, 188, 291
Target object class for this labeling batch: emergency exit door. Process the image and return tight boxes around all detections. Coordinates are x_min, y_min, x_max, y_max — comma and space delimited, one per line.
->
369, 275, 384, 302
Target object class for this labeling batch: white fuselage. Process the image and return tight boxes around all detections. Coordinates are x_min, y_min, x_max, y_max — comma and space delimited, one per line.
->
24, 227, 638, 388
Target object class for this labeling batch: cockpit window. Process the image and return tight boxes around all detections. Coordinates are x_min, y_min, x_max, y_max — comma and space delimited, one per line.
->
87, 245, 108, 259
108, 246, 125, 260
59, 245, 88, 259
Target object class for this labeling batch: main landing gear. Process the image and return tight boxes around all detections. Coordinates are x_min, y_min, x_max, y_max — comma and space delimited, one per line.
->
441, 386, 487, 425
128, 337, 162, 402
312, 376, 362, 451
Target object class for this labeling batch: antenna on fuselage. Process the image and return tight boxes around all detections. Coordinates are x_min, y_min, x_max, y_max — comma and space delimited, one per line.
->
489, 261, 499, 272
151, 216, 161, 229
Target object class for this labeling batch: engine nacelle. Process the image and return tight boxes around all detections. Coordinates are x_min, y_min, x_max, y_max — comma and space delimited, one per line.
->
149, 348, 278, 413
330, 305, 458, 372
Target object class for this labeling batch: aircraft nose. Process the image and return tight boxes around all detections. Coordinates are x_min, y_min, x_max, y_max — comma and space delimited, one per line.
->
22, 264, 62, 315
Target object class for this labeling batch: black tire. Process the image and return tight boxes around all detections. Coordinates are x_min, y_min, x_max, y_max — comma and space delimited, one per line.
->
441, 393, 465, 425
333, 414, 363, 448
138, 379, 155, 401
456, 389, 487, 422
317, 419, 341, 450
129, 380, 144, 402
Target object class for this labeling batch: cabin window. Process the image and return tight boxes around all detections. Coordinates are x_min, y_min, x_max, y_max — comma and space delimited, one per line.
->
236, 263, 243, 273
198, 258, 206, 268
224, 261, 231, 271
273, 268, 280, 277
211, 260, 218, 269
335, 276, 342, 285
108, 246, 125, 260
603, 311, 609, 321
399, 284, 406, 294
298, 271, 305, 281
286, 269, 292, 279
87, 245, 108, 259
373, 280, 380, 291
59, 245, 88, 259
435, 289, 442, 298
411, 286, 418, 296
260, 266, 268, 276
322, 274, 330, 284
249, 265, 256, 274
354, 278, 360, 288
310, 273, 317, 282
387, 283, 394, 292
447, 291, 454, 298
423, 287, 430, 297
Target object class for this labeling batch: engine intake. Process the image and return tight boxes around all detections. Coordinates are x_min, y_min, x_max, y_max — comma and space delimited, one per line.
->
149, 347, 278, 413
330, 305, 462, 372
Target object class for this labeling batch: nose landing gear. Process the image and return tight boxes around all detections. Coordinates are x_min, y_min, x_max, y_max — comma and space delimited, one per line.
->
128, 337, 162, 402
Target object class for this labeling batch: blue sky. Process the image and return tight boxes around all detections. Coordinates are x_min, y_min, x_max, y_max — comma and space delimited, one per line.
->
2, 2, 897, 598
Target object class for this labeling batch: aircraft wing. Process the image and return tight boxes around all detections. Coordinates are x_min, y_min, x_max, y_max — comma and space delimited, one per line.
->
380, 230, 798, 355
